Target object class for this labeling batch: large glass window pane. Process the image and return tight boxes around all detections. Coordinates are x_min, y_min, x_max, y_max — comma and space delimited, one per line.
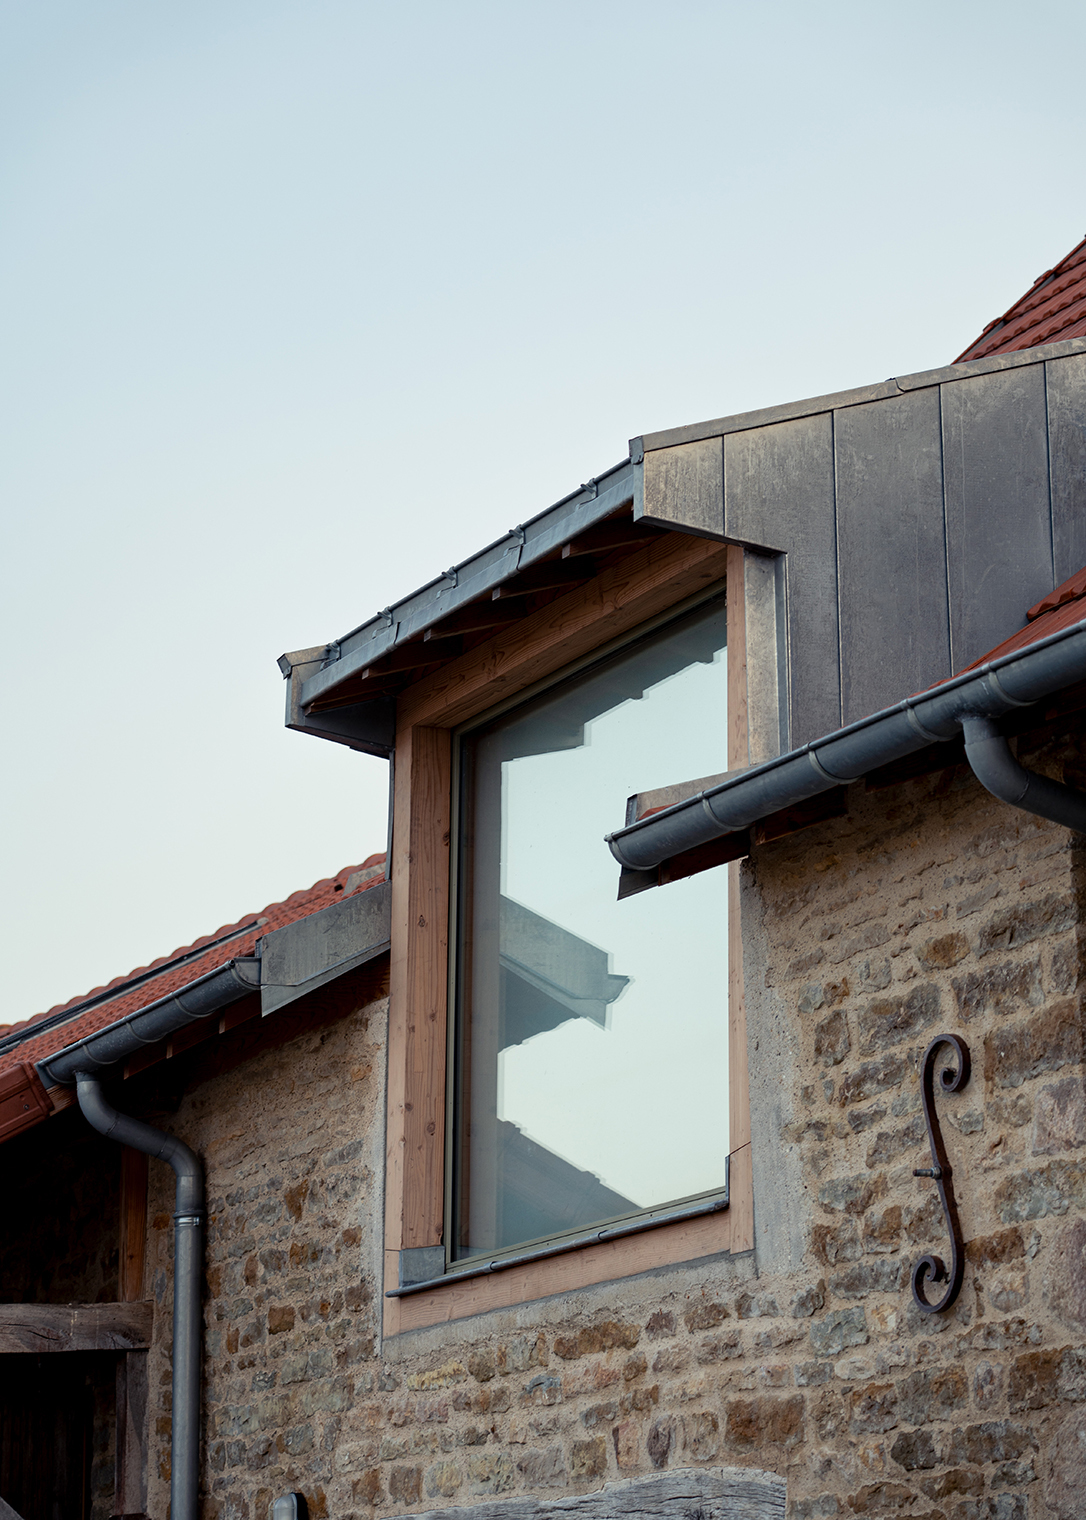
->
453, 594, 729, 1262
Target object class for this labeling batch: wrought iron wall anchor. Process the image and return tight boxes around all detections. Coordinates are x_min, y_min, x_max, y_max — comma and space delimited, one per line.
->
911, 1033, 970, 1314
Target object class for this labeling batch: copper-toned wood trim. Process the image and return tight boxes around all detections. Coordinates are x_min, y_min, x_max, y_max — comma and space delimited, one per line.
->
397, 533, 731, 731
392, 1209, 731, 1333
384, 532, 748, 1333
386, 725, 452, 1262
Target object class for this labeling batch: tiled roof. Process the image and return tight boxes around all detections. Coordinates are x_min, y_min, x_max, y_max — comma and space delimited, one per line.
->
956, 235, 1086, 361
957, 567, 1086, 672
0, 855, 387, 1084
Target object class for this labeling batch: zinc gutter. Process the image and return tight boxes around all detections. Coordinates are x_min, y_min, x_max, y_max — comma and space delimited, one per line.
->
607, 616, 1086, 872
35, 957, 261, 1088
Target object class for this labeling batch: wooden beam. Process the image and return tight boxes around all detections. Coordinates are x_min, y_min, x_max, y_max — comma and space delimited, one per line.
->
399, 531, 730, 732
423, 600, 529, 638
560, 522, 662, 558
386, 725, 451, 1262
0, 1301, 153, 1354
114, 1350, 149, 1518
491, 559, 596, 597
119, 1148, 148, 1303
364, 635, 463, 675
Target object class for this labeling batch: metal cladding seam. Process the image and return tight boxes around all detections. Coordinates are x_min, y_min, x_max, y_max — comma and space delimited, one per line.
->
606, 621, 1086, 872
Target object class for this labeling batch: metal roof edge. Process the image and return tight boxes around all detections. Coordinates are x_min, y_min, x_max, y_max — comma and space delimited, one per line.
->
635, 336, 1086, 454
298, 460, 637, 710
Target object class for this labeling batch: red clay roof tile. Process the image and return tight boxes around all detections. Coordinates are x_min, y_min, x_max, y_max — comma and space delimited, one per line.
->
956, 235, 1086, 361
0, 854, 387, 1080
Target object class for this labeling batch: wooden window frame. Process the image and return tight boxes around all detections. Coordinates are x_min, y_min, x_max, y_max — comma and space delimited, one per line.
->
383, 535, 753, 1337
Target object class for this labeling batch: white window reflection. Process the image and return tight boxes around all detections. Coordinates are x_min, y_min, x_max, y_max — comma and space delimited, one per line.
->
454, 595, 729, 1260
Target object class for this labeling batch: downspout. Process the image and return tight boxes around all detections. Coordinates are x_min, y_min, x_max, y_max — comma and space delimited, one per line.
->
76, 1074, 205, 1520
960, 715, 1086, 832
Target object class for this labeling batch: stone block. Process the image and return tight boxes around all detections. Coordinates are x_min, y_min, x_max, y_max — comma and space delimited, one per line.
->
953, 957, 1042, 1021
1033, 1074, 1086, 1155
810, 1308, 868, 1357
848, 1382, 898, 1434
818, 1174, 887, 1216
829, 1259, 904, 1298
944, 1421, 1038, 1466
977, 892, 1074, 956
995, 1158, 1086, 1222
889, 1428, 937, 1469
837, 1055, 908, 1107
424, 1460, 462, 1499
553, 1321, 639, 1360
1046, 1218, 1086, 1328
814, 1009, 851, 1066
966, 1228, 1025, 1268
791, 1282, 827, 1318
571, 1436, 608, 1478
846, 1480, 916, 1512
515, 1446, 566, 1487
646, 1417, 674, 1469
682, 1301, 728, 1331
645, 1311, 675, 1339
866, 1116, 924, 1167
724, 1396, 803, 1450
984, 1000, 1083, 1089
918, 931, 970, 969
857, 984, 939, 1056
810, 1219, 862, 1265
466, 1453, 516, 1495
1045, 1407, 1086, 1519
612, 1421, 639, 1470
1007, 1347, 1062, 1410
896, 1365, 967, 1426
389, 1465, 422, 1504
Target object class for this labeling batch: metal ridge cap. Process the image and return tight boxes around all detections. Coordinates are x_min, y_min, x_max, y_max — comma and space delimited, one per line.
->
607, 616, 1086, 850
324, 458, 634, 656
638, 337, 1086, 454
34, 957, 261, 1086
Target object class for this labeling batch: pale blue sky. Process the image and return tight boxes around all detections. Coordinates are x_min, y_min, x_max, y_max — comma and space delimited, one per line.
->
3, 1, 1084, 1017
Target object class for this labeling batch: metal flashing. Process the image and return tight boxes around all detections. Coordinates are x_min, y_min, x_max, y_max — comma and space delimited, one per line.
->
636, 336, 1086, 454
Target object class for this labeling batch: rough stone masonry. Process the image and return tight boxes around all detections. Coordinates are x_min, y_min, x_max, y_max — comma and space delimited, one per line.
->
137, 725, 1086, 1520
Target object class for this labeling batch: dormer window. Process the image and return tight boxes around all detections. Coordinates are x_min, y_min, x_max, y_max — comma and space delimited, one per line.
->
451, 593, 729, 1264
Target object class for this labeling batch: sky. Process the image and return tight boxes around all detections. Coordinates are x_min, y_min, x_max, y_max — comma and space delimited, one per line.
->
2, 1, 1085, 1018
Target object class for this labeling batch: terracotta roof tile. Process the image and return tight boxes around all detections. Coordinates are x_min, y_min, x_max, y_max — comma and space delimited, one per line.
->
0, 854, 387, 1080
956, 235, 1086, 361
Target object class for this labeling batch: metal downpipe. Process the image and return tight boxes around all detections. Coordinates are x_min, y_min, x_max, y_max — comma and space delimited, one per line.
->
960, 716, 1086, 834
76, 1074, 205, 1520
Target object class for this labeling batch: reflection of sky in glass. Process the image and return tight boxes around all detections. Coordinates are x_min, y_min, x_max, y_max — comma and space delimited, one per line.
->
497, 636, 729, 1207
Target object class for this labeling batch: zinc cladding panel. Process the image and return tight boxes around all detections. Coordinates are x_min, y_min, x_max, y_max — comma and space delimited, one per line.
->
942, 362, 1053, 672
1047, 352, 1086, 586
835, 387, 950, 726
724, 411, 839, 747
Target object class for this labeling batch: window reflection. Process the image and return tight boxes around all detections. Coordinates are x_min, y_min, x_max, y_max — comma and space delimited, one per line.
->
455, 595, 729, 1261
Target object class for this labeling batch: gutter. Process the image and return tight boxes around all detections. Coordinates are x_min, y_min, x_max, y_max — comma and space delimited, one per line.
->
36, 957, 261, 1088
607, 618, 1086, 871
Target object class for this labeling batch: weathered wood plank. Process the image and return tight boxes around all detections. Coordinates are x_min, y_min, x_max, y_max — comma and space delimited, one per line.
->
402, 1466, 784, 1520
0, 1300, 153, 1354
114, 1350, 149, 1516
396, 533, 730, 732
119, 1148, 148, 1303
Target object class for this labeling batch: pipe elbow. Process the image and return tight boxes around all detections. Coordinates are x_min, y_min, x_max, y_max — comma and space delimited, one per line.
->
961, 716, 1086, 834
75, 1073, 205, 1212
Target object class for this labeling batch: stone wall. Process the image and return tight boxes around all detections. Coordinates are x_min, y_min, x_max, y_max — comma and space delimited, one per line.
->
136, 737, 1086, 1520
